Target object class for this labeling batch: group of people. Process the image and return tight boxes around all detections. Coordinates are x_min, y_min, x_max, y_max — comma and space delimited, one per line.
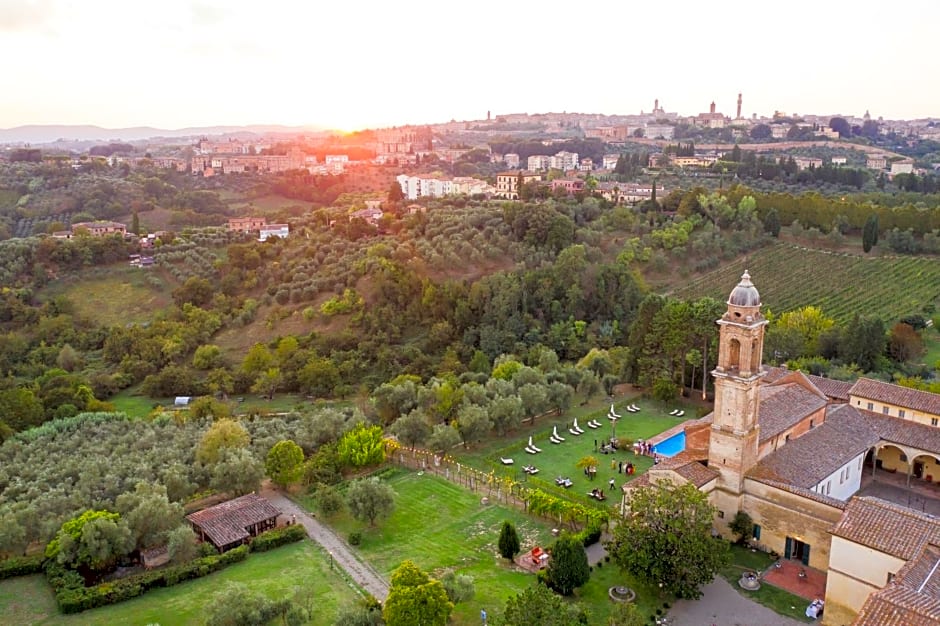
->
634, 439, 656, 456
589, 487, 607, 501
615, 460, 636, 475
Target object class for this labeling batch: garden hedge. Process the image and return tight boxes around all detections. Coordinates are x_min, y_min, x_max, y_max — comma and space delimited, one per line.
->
0, 554, 45, 580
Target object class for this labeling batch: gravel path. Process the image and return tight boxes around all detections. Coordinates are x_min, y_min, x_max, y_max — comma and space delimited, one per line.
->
260, 489, 390, 601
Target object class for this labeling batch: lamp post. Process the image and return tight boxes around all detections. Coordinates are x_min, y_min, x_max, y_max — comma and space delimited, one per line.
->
329, 552, 333, 571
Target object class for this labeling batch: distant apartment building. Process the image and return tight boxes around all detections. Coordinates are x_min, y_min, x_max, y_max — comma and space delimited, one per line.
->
196, 138, 256, 155
579, 158, 593, 171
866, 156, 888, 170
504, 153, 520, 168
550, 151, 579, 171
258, 224, 289, 242
890, 160, 914, 177
602, 154, 620, 170
396, 174, 490, 200
815, 127, 840, 139
595, 182, 665, 204
644, 124, 675, 140
527, 155, 551, 171
831, 157, 848, 166
495, 171, 542, 199
228, 217, 267, 233
794, 157, 824, 171
584, 126, 634, 141
770, 125, 790, 139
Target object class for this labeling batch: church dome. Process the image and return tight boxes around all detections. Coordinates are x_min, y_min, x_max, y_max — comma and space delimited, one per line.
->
728, 270, 760, 307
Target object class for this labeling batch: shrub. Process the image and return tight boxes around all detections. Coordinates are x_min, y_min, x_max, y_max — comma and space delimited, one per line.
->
0, 554, 45, 580
249, 525, 306, 553
349, 531, 362, 546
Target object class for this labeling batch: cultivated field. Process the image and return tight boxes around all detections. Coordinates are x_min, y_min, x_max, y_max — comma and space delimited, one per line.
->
670, 242, 940, 322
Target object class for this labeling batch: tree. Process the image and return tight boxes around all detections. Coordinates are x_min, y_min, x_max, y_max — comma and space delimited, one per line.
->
389, 410, 431, 448
115, 482, 184, 550
546, 533, 590, 596
210, 448, 264, 496
131, 210, 140, 236
193, 344, 223, 370
456, 404, 492, 447
46, 509, 133, 572
498, 520, 521, 560
607, 603, 645, 626
496, 583, 587, 626
383, 560, 453, 626
56, 343, 82, 372
862, 214, 879, 253
828, 117, 851, 138
762, 208, 781, 238
166, 524, 198, 564
252, 366, 282, 399
205, 582, 307, 626
841, 314, 886, 371
337, 423, 386, 468
426, 423, 461, 454
297, 357, 340, 398
0, 387, 45, 432
347, 477, 395, 526
888, 322, 925, 363
388, 181, 406, 204
441, 570, 475, 603
729, 510, 754, 545
314, 483, 345, 516
749, 124, 772, 140
265, 439, 305, 488
197, 418, 250, 464
608, 481, 730, 599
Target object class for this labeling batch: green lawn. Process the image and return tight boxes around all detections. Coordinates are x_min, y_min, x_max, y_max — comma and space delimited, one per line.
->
306, 468, 564, 625
0, 541, 360, 626
108, 388, 346, 419
453, 399, 687, 507
922, 326, 940, 372
718, 545, 813, 624
574, 560, 668, 625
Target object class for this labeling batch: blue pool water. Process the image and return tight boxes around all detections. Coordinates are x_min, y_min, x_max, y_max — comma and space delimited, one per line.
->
653, 431, 686, 458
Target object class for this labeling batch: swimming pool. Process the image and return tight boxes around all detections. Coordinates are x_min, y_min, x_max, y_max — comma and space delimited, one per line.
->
653, 431, 686, 458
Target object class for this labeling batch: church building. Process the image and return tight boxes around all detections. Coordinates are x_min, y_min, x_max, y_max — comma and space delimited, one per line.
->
623, 271, 940, 625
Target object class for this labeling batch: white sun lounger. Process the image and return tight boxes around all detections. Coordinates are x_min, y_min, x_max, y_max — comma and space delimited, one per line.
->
573, 419, 585, 434
525, 446, 538, 454
550, 436, 562, 444
528, 437, 542, 453
501, 457, 514, 465
552, 427, 566, 442
676, 410, 685, 417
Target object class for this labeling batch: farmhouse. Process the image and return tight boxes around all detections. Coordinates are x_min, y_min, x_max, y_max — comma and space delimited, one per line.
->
624, 271, 940, 625
186, 493, 281, 552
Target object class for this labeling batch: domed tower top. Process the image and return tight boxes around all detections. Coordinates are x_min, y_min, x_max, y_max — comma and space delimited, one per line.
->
728, 270, 760, 307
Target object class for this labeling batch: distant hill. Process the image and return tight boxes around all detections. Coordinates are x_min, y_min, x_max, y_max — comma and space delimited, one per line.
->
0, 124, 328, 145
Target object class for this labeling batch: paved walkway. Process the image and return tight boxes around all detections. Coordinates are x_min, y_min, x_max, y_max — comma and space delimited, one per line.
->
667, 577, 806, 626
260, 488, 390, 601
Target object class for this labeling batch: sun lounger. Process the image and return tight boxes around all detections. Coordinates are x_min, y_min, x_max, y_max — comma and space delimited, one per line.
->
629, 404, 640, 411
501, 457, 514, 465
569, 428, 580, 436
528, 437, 542, 453
609, 404, 622, 418
572, 419, 585, 434
525, 446, 538, 454
608, 414, 618, 421
588, 420, 599, 429
676, 410, 685, 417
550, 435, 561, 444
552, 427, 565, 442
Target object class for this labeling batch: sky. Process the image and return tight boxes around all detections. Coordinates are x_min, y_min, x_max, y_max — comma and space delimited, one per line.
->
1, 0, 938, 131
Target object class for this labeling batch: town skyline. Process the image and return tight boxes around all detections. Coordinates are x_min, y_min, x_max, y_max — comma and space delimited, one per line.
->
2, 0, 938, 131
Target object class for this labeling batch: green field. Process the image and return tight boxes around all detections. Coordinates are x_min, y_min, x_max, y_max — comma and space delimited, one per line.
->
670, 242, 940, 322
453, 399, 689, 505
0, 541, 361, 626
40, 265, 174, 326
307, 469, 556, 625
108, 387, 341, 419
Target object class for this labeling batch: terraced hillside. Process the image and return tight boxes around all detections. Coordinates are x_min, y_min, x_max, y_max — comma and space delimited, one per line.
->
669, 242, 940, 322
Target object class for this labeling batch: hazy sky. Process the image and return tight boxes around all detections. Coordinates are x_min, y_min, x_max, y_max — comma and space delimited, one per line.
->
1, 0, 937, 130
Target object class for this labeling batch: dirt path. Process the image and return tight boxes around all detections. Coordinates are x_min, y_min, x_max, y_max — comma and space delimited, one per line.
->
259, 488, 390, 601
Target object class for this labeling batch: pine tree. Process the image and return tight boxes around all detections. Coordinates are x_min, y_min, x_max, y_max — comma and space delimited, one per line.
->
498, 520, 520, 560
862, 214, 879, 253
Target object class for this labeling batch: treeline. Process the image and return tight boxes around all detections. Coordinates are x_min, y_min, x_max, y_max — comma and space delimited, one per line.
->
719, 150, 870, 189
488, 138, 608, 163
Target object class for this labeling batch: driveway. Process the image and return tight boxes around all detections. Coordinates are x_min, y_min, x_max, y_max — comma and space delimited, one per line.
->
667, 577, 807, 626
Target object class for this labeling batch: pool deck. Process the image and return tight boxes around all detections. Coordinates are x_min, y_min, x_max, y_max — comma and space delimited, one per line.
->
647, 421, 692, 456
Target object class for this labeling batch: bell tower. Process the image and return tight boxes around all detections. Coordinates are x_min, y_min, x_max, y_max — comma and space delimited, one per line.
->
708, 271, 767, 515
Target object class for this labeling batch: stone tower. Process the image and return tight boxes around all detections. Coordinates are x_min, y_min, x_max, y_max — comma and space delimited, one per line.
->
737, 93, 742, 119
707, 271, 768, 525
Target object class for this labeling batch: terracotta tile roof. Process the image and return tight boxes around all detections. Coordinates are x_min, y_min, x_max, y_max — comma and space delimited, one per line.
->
762, 366, 853, 401
856, 408, 940, 455
671, 460, 719, 488
748, 407, 879, 489
854, 544, 940, 626
850, 377, 940, 416
758, 383, 828, 443
186, 493, 281, 548
745, 475, 847, 509
831, 496, 940, 560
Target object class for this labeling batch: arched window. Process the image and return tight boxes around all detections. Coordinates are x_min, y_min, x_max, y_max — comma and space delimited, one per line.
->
728, 338, 741, 369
